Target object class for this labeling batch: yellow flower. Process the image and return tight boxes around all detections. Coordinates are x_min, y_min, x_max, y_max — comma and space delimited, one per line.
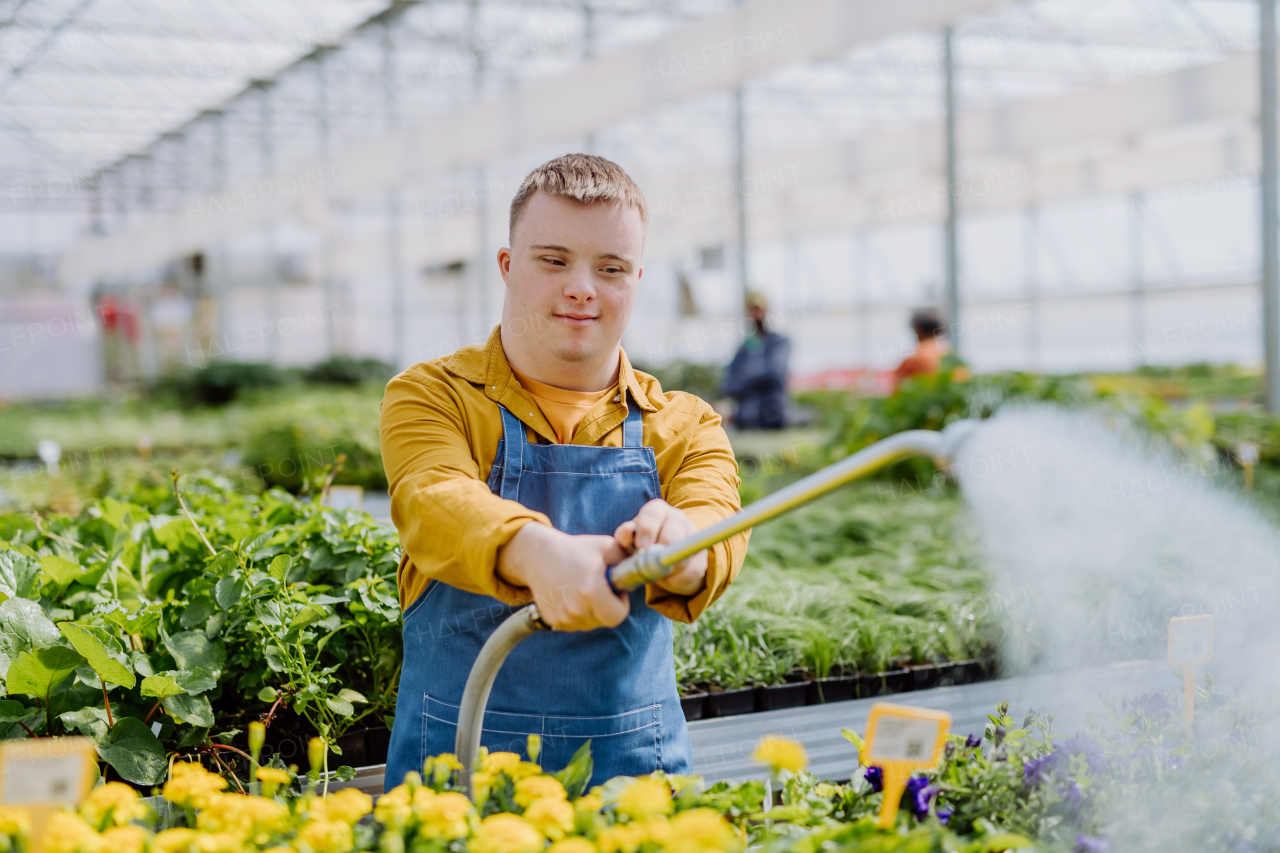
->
470, 813, 543, 853
548, 839, 595, 853
574, 793, 603, 814
615, 779, 672, 821
418, 791, 475, 840
427, 753, 463, 784
80, 781, 148, 829
100, 825, 149, 853
308, 737, 327, 774
163, 762, 227, 809
43, 811, 102, 853
596, 823, 646, 853
256, 766, 292, 798
751, 736, 808, 774
641, 815, 673, 846
296, 817, 355, 853
0, 806, 30, 839
512, 762, 543, 779
482, 752, 522, 775
374, 784, 413, 826
514, 775, 567, 807
665, 808, 740, 853
196, 792, 290, 839
152, 827, 243, 853
523, 797, 574, 840
313, 789, 373, 825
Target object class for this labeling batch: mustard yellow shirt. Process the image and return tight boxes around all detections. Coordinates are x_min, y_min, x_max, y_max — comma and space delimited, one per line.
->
509, 366, 614, 444
379, 325, 749, 623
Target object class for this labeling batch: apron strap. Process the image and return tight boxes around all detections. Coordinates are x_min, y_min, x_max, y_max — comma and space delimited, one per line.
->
622, 391, 644, 448
497, 404, 526, 501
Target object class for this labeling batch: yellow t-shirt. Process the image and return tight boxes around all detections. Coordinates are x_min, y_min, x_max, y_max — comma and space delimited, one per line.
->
510, 367, 617, 444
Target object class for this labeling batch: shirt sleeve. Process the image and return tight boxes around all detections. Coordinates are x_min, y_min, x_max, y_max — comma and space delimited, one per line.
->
380, 372, 550, 610
645, 399, 749, 623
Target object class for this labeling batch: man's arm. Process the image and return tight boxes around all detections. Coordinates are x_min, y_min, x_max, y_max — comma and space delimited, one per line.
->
380, 371, 630, 629
630, 399, 749, 623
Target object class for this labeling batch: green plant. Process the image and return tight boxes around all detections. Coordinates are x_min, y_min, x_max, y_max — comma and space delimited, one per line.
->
303, 355, 396, 387
0, 469, 402, 786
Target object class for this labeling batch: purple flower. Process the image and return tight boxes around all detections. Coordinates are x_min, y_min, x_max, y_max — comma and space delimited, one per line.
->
964, 734, 981, 748
936, 807, 953, 826
1131, 693, 1174, 718
1074, 835, 1108, 853
903, 777, 942, 819
1023, 753, 1058, 785
864, 766, 883, 793
1060, 782, 1085, 822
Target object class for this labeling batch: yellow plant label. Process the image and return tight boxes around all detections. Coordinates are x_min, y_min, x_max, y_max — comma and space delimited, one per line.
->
0, 738, 98, 853
1168, 615, 1213, 664
864, 703, 951, 828
1168, 615, 1213, 726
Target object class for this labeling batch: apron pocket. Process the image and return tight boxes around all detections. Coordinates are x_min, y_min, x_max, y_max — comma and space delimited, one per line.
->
423, 694, 662, 781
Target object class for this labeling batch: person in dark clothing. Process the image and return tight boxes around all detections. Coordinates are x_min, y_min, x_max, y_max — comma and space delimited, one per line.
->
723, 291, 790, 430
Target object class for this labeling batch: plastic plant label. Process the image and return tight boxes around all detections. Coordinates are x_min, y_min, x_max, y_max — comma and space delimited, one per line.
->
863, 702, 951, 828
1168, 615, 1213, 664
1168, 615, 1213, 726
0, 737, 97, 852
323, 485, 364, 511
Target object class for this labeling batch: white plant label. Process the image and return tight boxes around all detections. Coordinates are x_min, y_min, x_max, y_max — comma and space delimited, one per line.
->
1, 752, 85, 805
868, 715, 941, 762
1169, 619, 1213, 663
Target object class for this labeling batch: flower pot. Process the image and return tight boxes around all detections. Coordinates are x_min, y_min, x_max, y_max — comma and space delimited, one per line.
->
805, 675, 857, 705
366, 726, 391, 766
704, 686, 756, 718
861, 669, 909, 697
680, 692, 708, 722
908, 664, 941, 691
756, 680, 809, 712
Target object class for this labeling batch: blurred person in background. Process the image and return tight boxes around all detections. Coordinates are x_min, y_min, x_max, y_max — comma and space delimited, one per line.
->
893, 307, 966, 388
723, 290, 790, 430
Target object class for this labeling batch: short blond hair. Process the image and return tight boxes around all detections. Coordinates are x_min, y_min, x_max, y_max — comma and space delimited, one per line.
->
508, 153, 648, 243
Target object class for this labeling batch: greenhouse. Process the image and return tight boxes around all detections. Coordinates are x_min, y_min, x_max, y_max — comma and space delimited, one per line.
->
2, 0, 1280, 851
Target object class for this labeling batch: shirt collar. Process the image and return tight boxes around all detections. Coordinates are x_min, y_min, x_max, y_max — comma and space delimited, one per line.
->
443, 324, 657, 410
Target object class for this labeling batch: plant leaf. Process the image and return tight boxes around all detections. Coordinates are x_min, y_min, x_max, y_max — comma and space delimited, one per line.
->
174, 668, 216, 695
163, 692, 215, 727
179, 596, 215, 629
268, 555, 292, 582
289, 605, 326, 630
325, 695, 354, 717
337, 688, 366, 704
215, 576, 244, 609
38, 554, 82, 587
5, 647, 85, 700
0, 598, 60, 678
97, 717, 167, 785
0, 551, 42, 600
59, 706, 111, 743
57, 623, 135, 688
554, 741, 594, 800
0, 699, 30, 723
161, 627, 226, 677
140, 675, 184, 699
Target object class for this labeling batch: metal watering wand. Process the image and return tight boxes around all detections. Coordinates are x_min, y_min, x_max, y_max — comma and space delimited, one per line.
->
454, 419, 980, 795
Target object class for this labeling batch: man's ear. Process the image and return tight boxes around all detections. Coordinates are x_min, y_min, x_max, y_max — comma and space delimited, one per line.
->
497, 247, 512, 285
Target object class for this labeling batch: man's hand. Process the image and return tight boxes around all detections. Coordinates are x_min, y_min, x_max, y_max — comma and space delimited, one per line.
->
614, 500, 708, 597
497, 522, 630, 631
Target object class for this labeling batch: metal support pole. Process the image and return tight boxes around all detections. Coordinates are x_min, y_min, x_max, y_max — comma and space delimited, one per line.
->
210, 111, 230, 355
1263, 0, 1280, 410
733, 85, 749, 306
582, 1, 596, 153
1024, 206, 1040, 370
316, 48, 339, 358
856, 232, 872, 365
384, 21, 406, 368
943, 27, 960, 354
1129, 191, 1145, 365
257, 82, 280, 362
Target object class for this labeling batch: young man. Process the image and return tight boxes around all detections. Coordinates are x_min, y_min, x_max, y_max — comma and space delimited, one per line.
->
380, 154, 748, 790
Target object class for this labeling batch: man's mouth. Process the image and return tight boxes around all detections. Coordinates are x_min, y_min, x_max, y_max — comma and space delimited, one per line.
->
554, 312, 598, 327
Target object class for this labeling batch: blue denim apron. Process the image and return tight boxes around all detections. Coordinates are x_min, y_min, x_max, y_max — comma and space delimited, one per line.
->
385, 396, 694, 791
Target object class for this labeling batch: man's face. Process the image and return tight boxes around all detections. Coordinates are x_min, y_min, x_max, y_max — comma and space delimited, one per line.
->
499, 191, 644, 367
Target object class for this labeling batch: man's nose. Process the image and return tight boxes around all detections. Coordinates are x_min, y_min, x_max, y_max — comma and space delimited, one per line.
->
562, 265, 596, 301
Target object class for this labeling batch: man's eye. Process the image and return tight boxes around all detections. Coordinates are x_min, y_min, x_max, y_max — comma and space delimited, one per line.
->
602, 266, 623, 274
541, 257, 566, 266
